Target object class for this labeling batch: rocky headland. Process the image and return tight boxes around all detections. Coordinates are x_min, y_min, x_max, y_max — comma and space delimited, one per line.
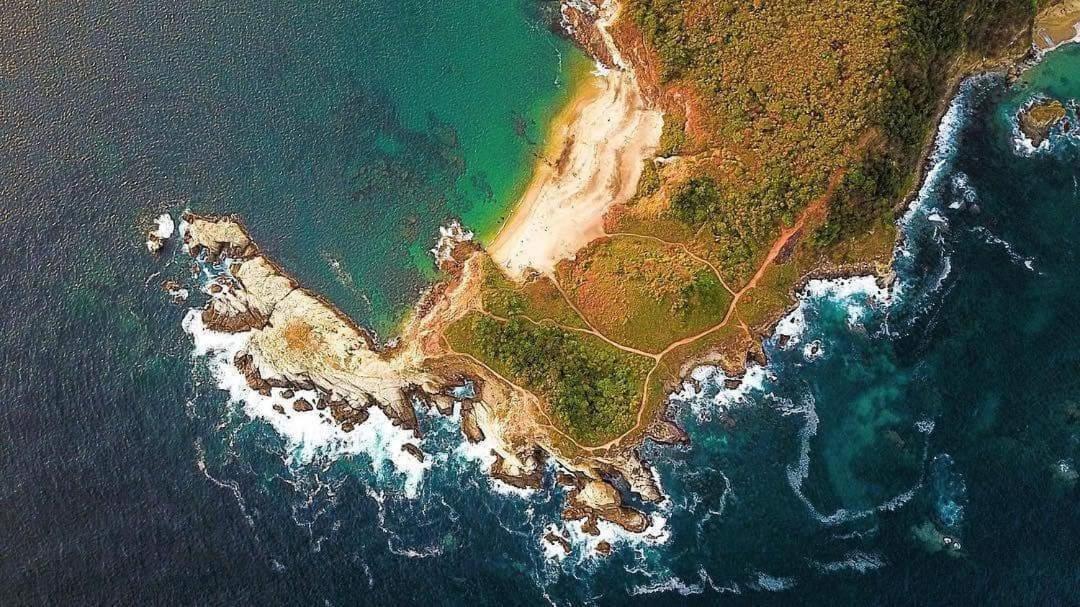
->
1019, 98, 1069, 146
160, 0, 1079, 551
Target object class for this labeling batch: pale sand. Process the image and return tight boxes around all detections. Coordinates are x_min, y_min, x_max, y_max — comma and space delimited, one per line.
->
488, 12, 664, 279
1035, 0, 1080, 51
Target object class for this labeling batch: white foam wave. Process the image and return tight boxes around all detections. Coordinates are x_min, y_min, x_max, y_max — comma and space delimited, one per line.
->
153, 213, 175, 239
753, 571, 796, 592
183, 310, 431, 498
972, 226, 1037, 272
782, 394, 921, 527
812, 550, 886, 574
948, 172, 978, 210
901, 75, 995, 230
669, 364, 769, 420
629, 576, 704, 597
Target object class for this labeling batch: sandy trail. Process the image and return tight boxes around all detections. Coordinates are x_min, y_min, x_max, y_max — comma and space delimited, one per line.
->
488, 47, 662, 278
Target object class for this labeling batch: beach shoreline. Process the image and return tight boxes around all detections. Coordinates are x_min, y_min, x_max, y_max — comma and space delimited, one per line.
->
487, 4, 663, 278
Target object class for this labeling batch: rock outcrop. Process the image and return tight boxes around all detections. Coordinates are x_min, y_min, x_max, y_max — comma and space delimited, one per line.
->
184, 214, 437, 435
1019, 98, 1067, 147
562, 479, 649, 534
179, 213, 664, 537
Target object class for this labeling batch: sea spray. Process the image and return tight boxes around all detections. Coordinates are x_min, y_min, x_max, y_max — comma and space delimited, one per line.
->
183, 309, 431, 498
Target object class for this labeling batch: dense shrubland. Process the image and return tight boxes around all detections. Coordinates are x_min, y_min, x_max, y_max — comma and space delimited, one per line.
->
447, 313, 649, 444
627, 0, 1037, 265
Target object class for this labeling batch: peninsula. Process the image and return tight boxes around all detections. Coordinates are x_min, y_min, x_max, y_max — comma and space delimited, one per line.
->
173, 0, 1068, 537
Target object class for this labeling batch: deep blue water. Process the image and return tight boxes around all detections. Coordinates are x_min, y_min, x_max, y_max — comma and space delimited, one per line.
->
3, 6, 1080, 606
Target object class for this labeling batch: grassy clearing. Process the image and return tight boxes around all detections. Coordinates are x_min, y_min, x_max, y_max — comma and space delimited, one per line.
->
479, 257, 587, 329
557, 237, 733, 353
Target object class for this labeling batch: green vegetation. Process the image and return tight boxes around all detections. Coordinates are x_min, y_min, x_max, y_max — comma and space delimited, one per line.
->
625, 0, 1036, 268
557, 237, 734, 353
657, 119, 688, 156
479, 257, 586, 329
636, 159, 661, 199
440, 1, 1042, 451
446, 312, 652, 444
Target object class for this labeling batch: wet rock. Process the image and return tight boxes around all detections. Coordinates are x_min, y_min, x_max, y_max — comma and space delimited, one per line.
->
559, 0, 615, 69
272, 404, 285, 415
402, 443, 425, 463
1019, 98, 1067, 147
281, 389, 295, 399
433, 394, 455, 416
723, 378, 741, 390
460, 403, 485, 443
595, 541, 613, 556
646, 418, 689, 445
145, 234, 165, 255
556, 472, 580, 488
544, 531, 572, 556
292, 398, 313, 412
490, 452, 545, 490
329, 400, 370, 427
562, 480, 650, 534
202, 305, 267, 333
777, 334, 791, 348
209, 283, 223, 294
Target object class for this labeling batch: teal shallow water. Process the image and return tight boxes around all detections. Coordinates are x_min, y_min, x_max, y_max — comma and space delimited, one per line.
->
0, 0, 588, 334
3, 5, 1080, 605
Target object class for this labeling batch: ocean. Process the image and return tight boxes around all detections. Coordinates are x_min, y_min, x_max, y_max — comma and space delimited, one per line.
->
2, 3, 1079, 605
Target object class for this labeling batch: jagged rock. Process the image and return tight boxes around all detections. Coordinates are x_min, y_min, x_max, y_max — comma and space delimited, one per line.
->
272, 404, 285, 415
1020, 99, 1067, 147
341, 421, 355, 433
145, 234, 164, 254
595, 541, 613, 556
330, 401, 370, 426
460, 403, 485, 443
433, 394, 455, 416
544, 531, 572, 556
777, 334, 791, 348
556, 472, 579, 488
580, 516, 601, 536
490, 452, 544, 490
292, 398, 313, 412
402, 443, 425, 463
723, 378, 741, 390
202, 305, 267, 333
646, 418, 689, 445
560, 0, 615, 69
562, 480, 649, 534
281, 389, 295, 399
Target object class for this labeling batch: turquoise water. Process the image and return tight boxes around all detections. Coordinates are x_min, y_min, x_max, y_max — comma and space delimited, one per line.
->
3, 4, 1080, 604
0, 0, 588, 333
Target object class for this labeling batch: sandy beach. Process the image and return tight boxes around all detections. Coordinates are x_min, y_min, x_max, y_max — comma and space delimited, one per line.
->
1035, 0, 1080, 51
488, 24, 663, 278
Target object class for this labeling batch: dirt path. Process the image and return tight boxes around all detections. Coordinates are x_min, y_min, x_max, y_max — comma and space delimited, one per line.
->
469, 190, 829, 452
603, 231, 736, 295
581, 196, 827, 451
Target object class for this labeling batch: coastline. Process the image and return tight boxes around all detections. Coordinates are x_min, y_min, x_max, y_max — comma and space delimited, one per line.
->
155, 0, 1080, 551
487, 2, 663, 277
